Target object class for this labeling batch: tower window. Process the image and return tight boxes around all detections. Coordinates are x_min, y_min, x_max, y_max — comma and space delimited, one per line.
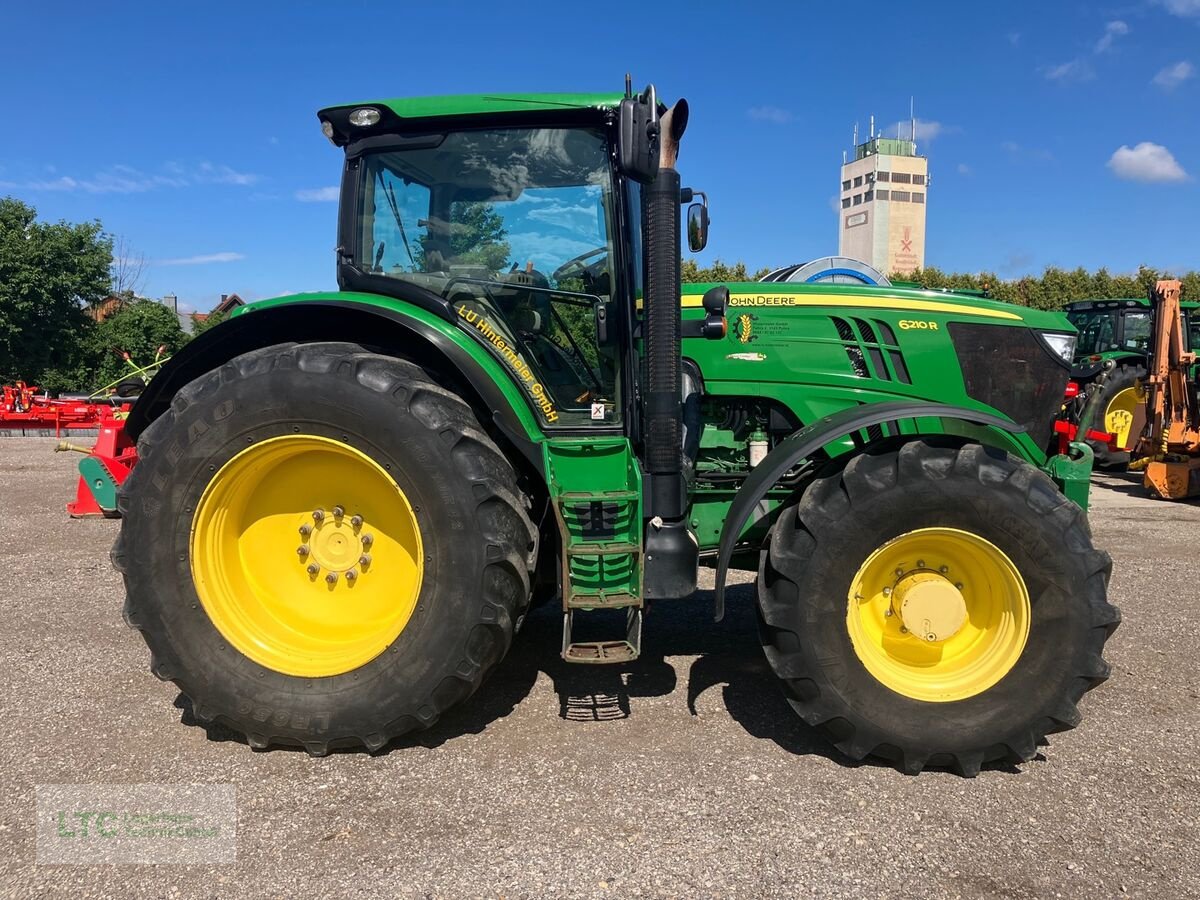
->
912, 174, 926, 185
876, 171, 890, 182
911, 192, 925, 203
842, 180, 851, 191
841, 197, 851, 209
876, 189, 889, 200
891, 190, 911, 202
891, 172, 912, 184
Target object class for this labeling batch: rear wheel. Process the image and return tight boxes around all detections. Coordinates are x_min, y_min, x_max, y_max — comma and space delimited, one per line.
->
1088, 364, 1146, 466
114, 342, 537, 754
758, 441, 1119, 775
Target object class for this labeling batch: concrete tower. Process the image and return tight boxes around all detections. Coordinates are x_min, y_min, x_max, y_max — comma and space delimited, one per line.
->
837, 119, 928, 275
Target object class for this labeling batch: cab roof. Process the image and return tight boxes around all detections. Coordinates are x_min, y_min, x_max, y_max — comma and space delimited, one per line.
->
318, 92, 625, 145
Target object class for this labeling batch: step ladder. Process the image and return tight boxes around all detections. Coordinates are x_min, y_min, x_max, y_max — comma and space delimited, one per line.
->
556, 491, 643, 664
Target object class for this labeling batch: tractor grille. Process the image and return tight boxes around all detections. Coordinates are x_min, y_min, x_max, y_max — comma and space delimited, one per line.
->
948, 323, 1068, 445
830, 317, 912, 384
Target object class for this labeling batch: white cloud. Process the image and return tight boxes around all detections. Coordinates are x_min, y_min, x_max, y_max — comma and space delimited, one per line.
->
1152, 61, 1195, 90
195, 162, 257, 186
1001, 141, 1054, 162
1107, 142, 1189, 183
957, 163, 972, 175
155, 252, 247, 266
1094, 20, 1129, 53
747, 106, 793, 125
0, 163, 256, 195
1155, 0, 1200, 16
1044, 59, 1095, 82
295, 186, 340, 202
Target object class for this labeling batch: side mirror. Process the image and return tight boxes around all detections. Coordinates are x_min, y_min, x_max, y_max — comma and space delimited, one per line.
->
687, 201, 709, 252
617, 84, 661, 184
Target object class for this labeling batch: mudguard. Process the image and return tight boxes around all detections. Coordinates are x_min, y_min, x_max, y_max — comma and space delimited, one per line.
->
124, 299, 547, 475
712, 401, 1026, 620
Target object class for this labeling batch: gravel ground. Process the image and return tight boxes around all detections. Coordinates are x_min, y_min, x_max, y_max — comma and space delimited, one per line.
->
0, 437, 1197, 898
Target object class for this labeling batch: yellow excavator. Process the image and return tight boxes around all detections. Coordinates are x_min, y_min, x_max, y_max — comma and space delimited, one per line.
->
1131, 279, 1200, 499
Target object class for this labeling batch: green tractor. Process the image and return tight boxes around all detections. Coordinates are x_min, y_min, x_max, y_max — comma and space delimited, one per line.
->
1064, 297, 1200, 465
115, 83, 1118, 775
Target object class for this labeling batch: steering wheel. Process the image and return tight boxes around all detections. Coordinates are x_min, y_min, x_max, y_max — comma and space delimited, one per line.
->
552, 245, 608, 282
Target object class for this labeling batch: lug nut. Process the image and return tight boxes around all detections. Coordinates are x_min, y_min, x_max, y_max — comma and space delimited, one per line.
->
297, 545, 310, 556
306, 563, 320, 576
345, 569, 358, 582
359, 553, 372, 568
939, 565, 949, 574
882, 586, 892, 596
885, 608, 894, 617
895, 568, 903, 577
899, 626, 908, 634
312, 509, 325, 522
350, 514, 363, 528
925, 633, 937, 642
325, 572, 338, 585
299, 524, 312, 537
955, 582, 964, 590
361, 534, 374, 548
917, 559, 925, 568
333, 505, 345, 519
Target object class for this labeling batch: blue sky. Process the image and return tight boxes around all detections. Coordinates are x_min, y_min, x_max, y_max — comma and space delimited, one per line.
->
2, 0, 1198, 313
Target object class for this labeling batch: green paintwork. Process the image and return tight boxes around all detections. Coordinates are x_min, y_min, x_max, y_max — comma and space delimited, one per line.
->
78, 456, 119, 513
232, 291, 544, 442
321, 92, 624, 123
543, 438, 642, 608
1043, 441, 1095, 509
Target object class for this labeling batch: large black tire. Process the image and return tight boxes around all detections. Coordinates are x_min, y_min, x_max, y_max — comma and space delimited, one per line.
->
1087, 363, 1146, 467
114, 376, 146, 398
758, 441, 1119, 776
114, 342, 537, 754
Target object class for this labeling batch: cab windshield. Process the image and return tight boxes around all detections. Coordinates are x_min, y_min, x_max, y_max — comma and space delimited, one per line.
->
355, 127, 618, 426
1066, 308, 1122, 357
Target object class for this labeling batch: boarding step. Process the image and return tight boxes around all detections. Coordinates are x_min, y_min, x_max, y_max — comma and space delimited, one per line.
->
561, 608, 642, 664
565, 542, 641, 558
565, 591, 640, 611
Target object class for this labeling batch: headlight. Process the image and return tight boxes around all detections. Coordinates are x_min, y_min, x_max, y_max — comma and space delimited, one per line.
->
1038, 331, 1076, 364
348, 107, 381, 127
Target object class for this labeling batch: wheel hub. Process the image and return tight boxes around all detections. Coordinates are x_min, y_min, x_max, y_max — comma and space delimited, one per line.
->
304, 508, 373, 578
893, 572, 966, 642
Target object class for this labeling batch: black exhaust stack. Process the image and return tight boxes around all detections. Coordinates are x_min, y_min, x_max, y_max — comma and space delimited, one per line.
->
641, 99, 697, 600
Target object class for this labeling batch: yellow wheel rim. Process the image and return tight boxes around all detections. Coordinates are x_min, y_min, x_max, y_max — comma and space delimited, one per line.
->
190, 435, 424, 677
846, 528, 1030, 702
1103, 384, 1145, 449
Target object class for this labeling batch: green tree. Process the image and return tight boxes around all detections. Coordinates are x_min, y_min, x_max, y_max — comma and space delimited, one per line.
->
191, 309, 227, 335
681, 258, 772, 283
88, 299, 187, 388
413, 201, 510, 272
0, 197, 110, 391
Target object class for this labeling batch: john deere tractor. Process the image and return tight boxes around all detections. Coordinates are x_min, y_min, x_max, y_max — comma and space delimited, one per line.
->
1064, 297, 1200, 465
114, 83, 1118, 775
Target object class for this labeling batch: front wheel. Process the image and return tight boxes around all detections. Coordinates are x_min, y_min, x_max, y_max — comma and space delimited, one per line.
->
758, 441, 1119, 775
1089, 364, 1146, 466
114, 342, 537, 754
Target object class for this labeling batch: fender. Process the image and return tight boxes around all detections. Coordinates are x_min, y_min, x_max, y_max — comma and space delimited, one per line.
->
712, 401, 1026, 620
124, 298, 546, 476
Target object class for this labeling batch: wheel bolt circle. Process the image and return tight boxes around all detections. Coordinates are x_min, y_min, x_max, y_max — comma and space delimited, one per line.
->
345, 569, 357, 581
350, 514, 363, 528
306, 563, 320, 576
297, 545, 309, 556
299, 524, 312, 537
326, 572, 338, 585
939, 565, 949, 574
312, 509, 325, 522
361, 534, 374, 548
359, 553, 372, 567
333, 505, 345, 519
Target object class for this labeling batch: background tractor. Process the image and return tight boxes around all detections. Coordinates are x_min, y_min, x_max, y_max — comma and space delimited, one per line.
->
113, 81, 1118, 775
1063, 297, 1200, 465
